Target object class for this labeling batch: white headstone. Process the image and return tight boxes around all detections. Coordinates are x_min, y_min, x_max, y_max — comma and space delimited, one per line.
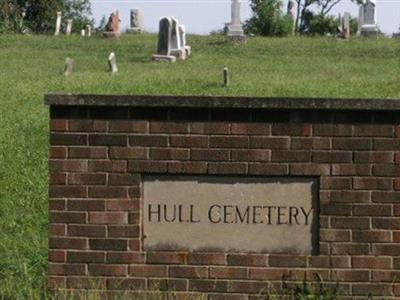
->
179, 24, 191, 57
65, 19, 72, 36
85, 25, 92, 37
64, 58, 74, 76
81, 29, 86, 37
343, 12, 350, 38
227, 0, 246, 43
360, 0, 378, 37
108, 52, 118, 73
128, 9, 144, 33
170, 17, 186, 60
54, 12, 62, 36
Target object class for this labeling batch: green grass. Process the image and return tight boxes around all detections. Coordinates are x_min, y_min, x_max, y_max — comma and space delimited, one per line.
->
0, 33, 399, 299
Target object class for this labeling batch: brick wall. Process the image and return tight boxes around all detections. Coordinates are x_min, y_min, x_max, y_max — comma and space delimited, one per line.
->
48, 104, 400, 299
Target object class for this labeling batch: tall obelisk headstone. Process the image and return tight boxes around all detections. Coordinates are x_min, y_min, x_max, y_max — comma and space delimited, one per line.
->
54, 12, 62, 36
170, 17, 186, 59
152, 17, 176, 62
227, 0, 246, 43
287, 0, 297, 35
360, 0, 378, 37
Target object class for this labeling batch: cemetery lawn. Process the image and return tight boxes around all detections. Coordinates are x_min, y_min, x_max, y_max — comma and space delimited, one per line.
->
0, 33, 399, 298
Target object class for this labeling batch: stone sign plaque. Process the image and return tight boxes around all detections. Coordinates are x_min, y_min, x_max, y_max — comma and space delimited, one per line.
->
143, 175, 318, 255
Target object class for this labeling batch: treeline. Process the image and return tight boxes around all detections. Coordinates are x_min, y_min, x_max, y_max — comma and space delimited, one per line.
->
0, 0, 93, 33
245, 0, 359, 37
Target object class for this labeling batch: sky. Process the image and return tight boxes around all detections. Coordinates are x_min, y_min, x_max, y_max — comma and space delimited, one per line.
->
91, 0, 400, 35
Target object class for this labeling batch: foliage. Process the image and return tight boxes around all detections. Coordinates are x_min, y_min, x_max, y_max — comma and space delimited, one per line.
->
245, 0, 294, 37
63, 0, 94, 33
303, 13, 339, 35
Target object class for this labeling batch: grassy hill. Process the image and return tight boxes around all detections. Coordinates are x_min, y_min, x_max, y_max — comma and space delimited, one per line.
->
0, 33, 399, 298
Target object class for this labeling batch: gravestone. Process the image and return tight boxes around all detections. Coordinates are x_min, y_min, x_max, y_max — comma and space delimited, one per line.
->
128, 9, 144, 33
179, 25, 191, 57
81, 29, 85, 37
152, 17, 176, 62
54, 12, 62, 36
360, 0, 378, 37
85, 25, 92, 37
65, 19, 72, 36
287, 0, 296, 34
63, 58, 74, 76
108, 52, 118, 73
342, 12, 351, 39
103, 10, 121, 38
227, 0, 246, 43
170, 17, 186, 60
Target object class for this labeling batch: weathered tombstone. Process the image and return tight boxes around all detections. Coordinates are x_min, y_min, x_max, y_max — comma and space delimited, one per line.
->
223, 67, 229, 87
179, 25, 191, 57
128, 9, 144, 33
360, 0, 378, 37
81, 29, 85, 37
103, 10, 121, 38
65, 19, 73, 36
63, 58, 74, 76
54, 11, 62, 36
227, 0, 246, 43
108, 52, 118, 73
357, 4, 364, 35
170, 17, 186, 60
85, 25, 92, 37
152, 17, 176, 62
342, 12, 351, 39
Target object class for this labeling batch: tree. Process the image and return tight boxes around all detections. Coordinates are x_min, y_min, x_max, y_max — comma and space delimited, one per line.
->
245, 0, 293, 37
63, 0, 93, 33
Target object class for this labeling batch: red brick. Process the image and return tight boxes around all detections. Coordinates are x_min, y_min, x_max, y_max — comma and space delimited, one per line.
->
147, 252, 187, 264
271, 150, 310, 162
49, 237, 87, 250
48, 263, 86, 275
208, 163, 247, 174
320, 229, 351, 242
373, 244, 400, 256
333, 138, 372, 150
188, 253, 226, 265
88, 187, 128, 199
88, 160, 127, 172
309, 256, 350, 268
89, 134, 127, 146
191, 123, 229, 134
269, 255, 307, 268
189, 280, 227, 293
108, 174, 140, 186
249, 268, 289, 280
68, 173, 106, 185
67, 251, 105, 263
248, 163, 288, 175
228, 254, 267, 266
355, 152, 394, 163
50, 160, 88, 172
128, 161, 167, 173
49, 224, 66, 236
69, 147, 107, 159
290, 163, 330, 175
89, 239, 128, 251
332, 270, 370, 282
68, 225, 106, 237
227, 280, 268, 293
50, 173, 66, 185
108, 225, 139, 237
208, 294, 248, 300
231, 150, 270, 162
51, 119, 68, 131
250, 137, 290, 149
67, 277, 107, 289
332, 164, 371, 176
67, 199, 105, 211
272, 124, 311, 136
352, 256, 391, 269
129, 265, 167, 277
170, 135, 209, 148
107, 278, 146, 290
313, 124, 352, 137
150, 122, 189, 133
128, 212, 140, 224
51, 133, 87, 145
106, 199, 138, 211
354, 125, 394, 137
128, 239, 140, 251
150, 148, 189, 160
170, 266, 208, 278
129, 135, 168, 147
191, 149, 230, 161
89, 212, 128, 224
50, 146, 67, 158
320, 177, 352, 190
50, 212, 86, 224
109, 147, 148, 159
331, 217, 370, 229
209, 267, 247, 279
373, 165, 400, 177
48, 276, 66, 289
353, 177, 393, 190
88, 264, 127, 276
372, 271, 400, 282
374, 139, 400, 150
372, 191, 400, 203
330, 191, 370, 203
69, 120, 107, 132
147, 279, 187, 291
312, 151, 352, 163
168, 162, 208, 174
331, 243, 370, 255
109, 121, 148, 133
353, 204, 392, 216
353, 230, 391, 242
210, 136, 249, 148
352, 283, 393, 296
107, 252, 144, 264
372, 218, 400, 229
291, 138, 330, 150
49, 250, 66, 262
231, 123, 270, 135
